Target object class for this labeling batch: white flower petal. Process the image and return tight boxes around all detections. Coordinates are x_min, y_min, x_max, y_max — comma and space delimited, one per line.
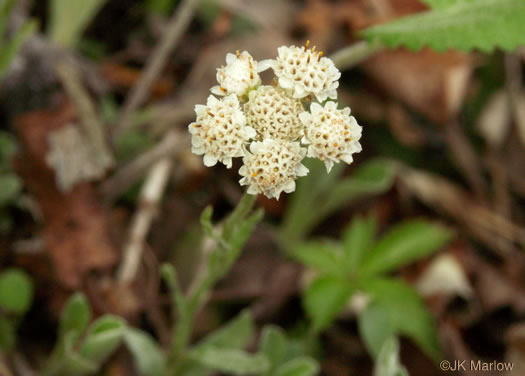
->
279, 76, 293, 89
203, 154, 218, 166
256, 59, 275, 72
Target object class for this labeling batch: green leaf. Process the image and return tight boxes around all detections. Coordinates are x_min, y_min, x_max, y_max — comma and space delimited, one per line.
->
200, 205, 215, 237
190, 347, 270, 375
0, 0, 16, 37
0, 131, 17, 164
359, 220, 452, 276
0, 174, 22, 206
0, 19, 37, 77
283, 158, 395, 241
422, 0, 477, 9
79, 315, 126, 364
282, 158, 345, 242
48, 0, 108, 48
319, 159, 395, 222
363, 0, 525, 52
124, 328, 166, 376
196, 310, 254, 350
358, 301, 396, 358
0, 316, 16, 350
114, 127, 155, 162
260, 325, 287, 371
146, 0, 177, 15
0, 268, 33, 314
59, 293, 91, 341
220, 208, 264, 277
292, 241, 346, 276
161, 263, 187, 321
275, 357, 320, 376
361, 279, 441, 361
303, 275, 354, 332
342, 216, 376, 274
373, 337, 409, 376
60, 332, 98, 375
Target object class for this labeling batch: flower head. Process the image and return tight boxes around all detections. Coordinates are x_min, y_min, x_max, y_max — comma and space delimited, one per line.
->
258, 43, 340, 102
211, 51, 260, 97
189, 94, 255, 168
300, 101, 362, 172
244, 85, 304, 142
239, 139, 308, 199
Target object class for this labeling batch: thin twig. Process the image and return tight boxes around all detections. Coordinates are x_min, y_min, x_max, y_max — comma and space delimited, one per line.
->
100, 130, 182, 201
117, 157, 173, 284
115, 0, 200, 138
329, 40, 384, 71
55, 60, 114, 170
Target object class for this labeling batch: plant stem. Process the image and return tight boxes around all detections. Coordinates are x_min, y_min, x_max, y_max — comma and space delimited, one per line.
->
115, 0, 200, 138
164, 192, 258, 374
117, 158, 173, 284
329, 41, 384, 71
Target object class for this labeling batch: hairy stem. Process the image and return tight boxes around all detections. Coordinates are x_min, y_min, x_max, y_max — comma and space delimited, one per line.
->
329, 40, 384, 71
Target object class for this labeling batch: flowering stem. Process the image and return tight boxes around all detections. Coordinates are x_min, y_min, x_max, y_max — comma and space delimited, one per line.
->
329, 41, 384, 71
165, 192, 258, 374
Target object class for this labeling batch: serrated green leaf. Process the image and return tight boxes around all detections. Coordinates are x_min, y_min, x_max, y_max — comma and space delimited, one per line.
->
303, 275, 354, 332
422, 0, 474, 9
361, 279, 440, 361
48, 0, 108, 48
59, 293, 91, 341
79, 315, 126, 365
196, 310, 254, 350
260, 325, 287, 371
124, 328, 166, 376
292, 241, 346, 276
0, 174, 22, 206
0, 315, 16, 350
342, 216, 376, 274
190, 347, 270, 375
359, 220, 452, 277
275, 357, 320, 376
363, 0, 525, 52
373, 337, 409, 376
0, 268, 33, 313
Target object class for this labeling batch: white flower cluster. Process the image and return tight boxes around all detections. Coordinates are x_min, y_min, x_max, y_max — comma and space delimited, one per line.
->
188, 45, 362, 199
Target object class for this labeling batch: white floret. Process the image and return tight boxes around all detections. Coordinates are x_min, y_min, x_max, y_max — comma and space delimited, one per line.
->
258, 45, 341, 102
244, 85, 305, 142
211, 51, 261, 98
189, 94, 256, 168
300, 101, 362, 172
239, 139, 308, 199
